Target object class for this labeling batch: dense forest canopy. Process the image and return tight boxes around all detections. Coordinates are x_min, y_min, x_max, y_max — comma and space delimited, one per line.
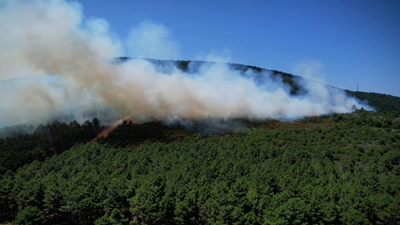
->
0, 110, 399, 224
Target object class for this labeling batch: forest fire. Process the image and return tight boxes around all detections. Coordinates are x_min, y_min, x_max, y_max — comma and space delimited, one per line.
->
91, 119, 124, 142
92, 116, 143, 142
126, 121, 142, 125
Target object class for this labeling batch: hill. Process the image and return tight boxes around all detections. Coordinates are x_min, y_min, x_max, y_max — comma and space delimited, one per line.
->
120, 58, 400, 112
1, 59, 400, 224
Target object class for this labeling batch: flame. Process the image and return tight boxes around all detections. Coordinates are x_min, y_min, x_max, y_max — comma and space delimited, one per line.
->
91, 115, 146, 143
91, 118, 124, 142
126, 120, 142, 125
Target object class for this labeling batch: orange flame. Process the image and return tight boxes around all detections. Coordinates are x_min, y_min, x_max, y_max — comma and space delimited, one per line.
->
91, 114, 145, 143
92, 119, 123, 142
125, 120, 142, 125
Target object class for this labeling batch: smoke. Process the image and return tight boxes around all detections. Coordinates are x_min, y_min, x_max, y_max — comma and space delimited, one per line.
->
291, 60, 373, 115
0, 0, 371, 127
194, 49, 233, 63
292, 60, 326, 82
127, 21, 180, 60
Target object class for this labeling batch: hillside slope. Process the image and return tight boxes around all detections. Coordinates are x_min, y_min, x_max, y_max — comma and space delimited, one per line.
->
1, 59, 399, 224
123, 58, 400, 112
1, 110, 399, 224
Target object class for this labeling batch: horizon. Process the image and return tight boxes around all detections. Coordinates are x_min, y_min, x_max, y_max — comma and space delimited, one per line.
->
75, 0, 400, 97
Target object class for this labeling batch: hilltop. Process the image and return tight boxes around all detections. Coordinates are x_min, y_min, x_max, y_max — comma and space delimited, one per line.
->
117, 57, 400, 112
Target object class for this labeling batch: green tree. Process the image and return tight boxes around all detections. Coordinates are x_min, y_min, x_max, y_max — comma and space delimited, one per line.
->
95, 208, 128, 225
13, 206, 46, 225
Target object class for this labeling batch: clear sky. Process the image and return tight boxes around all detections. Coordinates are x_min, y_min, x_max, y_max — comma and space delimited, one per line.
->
77, 0, 400, 97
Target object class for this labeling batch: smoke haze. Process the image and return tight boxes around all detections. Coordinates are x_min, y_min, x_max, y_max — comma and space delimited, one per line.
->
127, 21, 181, 60
0, 0, 371, 127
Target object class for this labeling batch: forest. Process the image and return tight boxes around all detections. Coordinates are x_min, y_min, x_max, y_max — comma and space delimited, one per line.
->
1, 60, 400, 224
0, 109, 399, 224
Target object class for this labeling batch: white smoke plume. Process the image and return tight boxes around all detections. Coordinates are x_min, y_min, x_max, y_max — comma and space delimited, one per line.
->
194, 49, 233, 63
127, 20, 180, 60
0, 0, 370, 127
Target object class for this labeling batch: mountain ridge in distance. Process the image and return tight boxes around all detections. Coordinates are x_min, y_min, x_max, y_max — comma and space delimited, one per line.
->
117, 57, 400, 112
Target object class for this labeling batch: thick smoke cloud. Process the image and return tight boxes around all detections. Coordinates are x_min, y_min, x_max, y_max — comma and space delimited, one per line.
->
0, 0, 370, 127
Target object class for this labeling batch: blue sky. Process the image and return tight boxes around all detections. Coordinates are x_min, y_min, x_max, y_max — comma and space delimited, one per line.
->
78, 0, 400, 96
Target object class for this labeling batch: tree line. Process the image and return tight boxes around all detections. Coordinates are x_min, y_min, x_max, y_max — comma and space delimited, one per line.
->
0, 119, 101, 175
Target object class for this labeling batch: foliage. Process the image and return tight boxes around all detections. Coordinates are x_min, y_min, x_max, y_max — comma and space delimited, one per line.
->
0, 118, 101, 174
1, 110, 399, 224
13, 206, 46, 225
347, 90, 400, 112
